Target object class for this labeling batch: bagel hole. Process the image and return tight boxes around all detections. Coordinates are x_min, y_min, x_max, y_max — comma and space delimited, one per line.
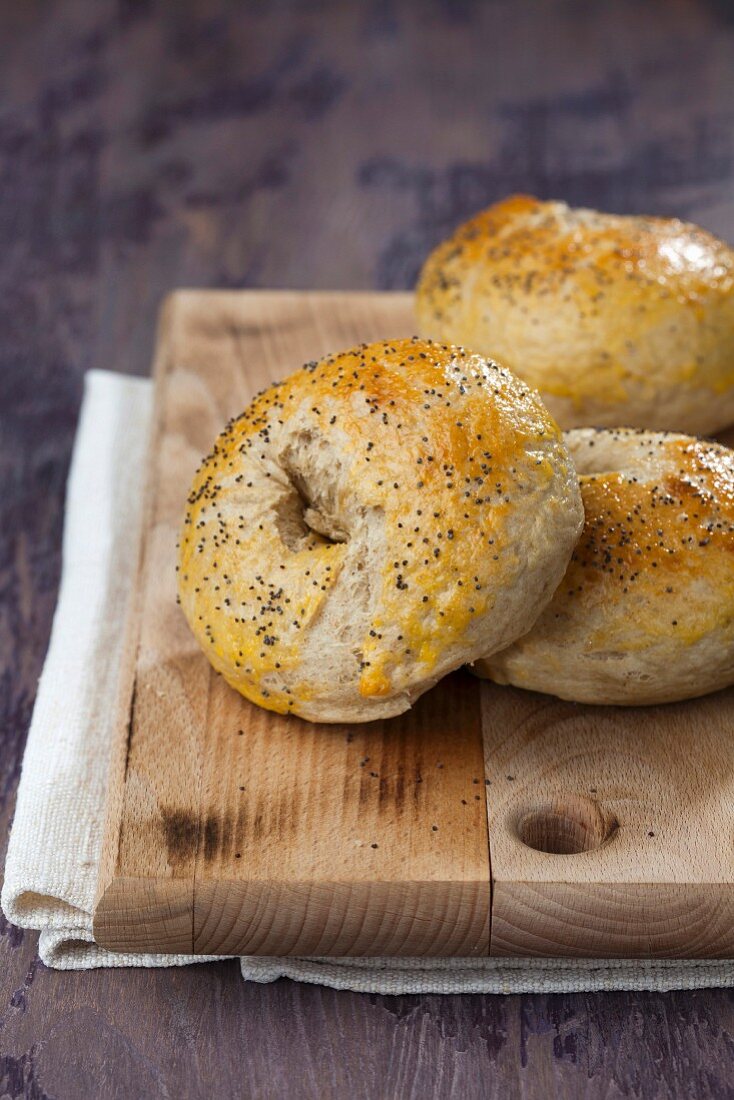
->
277, 435, 349, 549
275, 481, 347, 549
516, 796, 618, 855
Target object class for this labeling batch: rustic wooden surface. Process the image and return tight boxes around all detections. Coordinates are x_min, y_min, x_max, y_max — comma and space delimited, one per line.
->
3, 0, 734, 1096
96, 289, 734, 965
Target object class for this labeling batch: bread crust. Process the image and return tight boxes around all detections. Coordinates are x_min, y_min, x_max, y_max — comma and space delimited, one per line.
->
178, 337, 583, 722
475, 428, 734, 705
416, 195, 734, 434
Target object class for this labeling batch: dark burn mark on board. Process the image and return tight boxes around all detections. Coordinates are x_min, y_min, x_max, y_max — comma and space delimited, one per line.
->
358, 758, 412, 811
204, 811, 234, 860
162, 797, 297, 863
161, 808, 199, 865
379, 762, 406, 812
161, 716, 303, 859
162, 808, 237, 864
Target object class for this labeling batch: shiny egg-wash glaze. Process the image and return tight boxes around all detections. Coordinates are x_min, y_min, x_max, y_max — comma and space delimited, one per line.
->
416, 195, 734, 435
178, 337, 583, 723
476, 428, 734, 705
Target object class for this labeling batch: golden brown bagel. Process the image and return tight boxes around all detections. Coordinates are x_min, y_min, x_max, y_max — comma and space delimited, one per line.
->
178, 337, 583, 723
475, 428, 734, 705
416, 195, 734, 435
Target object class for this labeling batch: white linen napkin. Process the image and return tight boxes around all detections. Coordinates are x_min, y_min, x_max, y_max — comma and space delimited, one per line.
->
3, 370, 733, 994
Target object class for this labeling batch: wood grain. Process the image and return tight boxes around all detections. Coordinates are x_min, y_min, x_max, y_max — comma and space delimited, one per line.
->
482, 687, 734, 958
94, 291, 491, 957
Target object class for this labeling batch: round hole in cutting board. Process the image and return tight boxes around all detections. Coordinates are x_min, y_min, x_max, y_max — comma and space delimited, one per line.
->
516, 796, 618, 855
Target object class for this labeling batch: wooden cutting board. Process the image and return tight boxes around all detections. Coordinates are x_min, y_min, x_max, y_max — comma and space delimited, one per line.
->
93, 290, 734, 959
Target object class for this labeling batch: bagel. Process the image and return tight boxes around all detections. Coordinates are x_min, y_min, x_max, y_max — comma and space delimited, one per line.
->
178, 337, 583, 723
475, 428, 734, 705
416, 195, 734, 435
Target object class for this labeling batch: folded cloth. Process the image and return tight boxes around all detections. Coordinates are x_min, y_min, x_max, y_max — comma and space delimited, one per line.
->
3, 370, 733, 994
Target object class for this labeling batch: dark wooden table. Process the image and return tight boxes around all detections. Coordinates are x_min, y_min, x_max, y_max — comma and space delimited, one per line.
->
2, 1, 734, 1096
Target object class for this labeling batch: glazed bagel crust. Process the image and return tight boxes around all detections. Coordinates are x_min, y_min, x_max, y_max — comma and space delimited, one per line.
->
475, 428, 734, 705
416, 195, 734, 435
178, 337, 583, 723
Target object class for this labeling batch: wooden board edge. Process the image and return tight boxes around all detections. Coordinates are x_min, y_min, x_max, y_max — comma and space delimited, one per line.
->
192, 878, 491, 957
491, 881, 734, 958
93, 876, 194, 954
93, 294, 186, 922
92, 877, 491, 958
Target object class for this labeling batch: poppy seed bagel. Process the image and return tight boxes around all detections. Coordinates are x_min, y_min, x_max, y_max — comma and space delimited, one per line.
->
475, 427, 734, 705
178, 337, 583, 723
416, 195, 734, 435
